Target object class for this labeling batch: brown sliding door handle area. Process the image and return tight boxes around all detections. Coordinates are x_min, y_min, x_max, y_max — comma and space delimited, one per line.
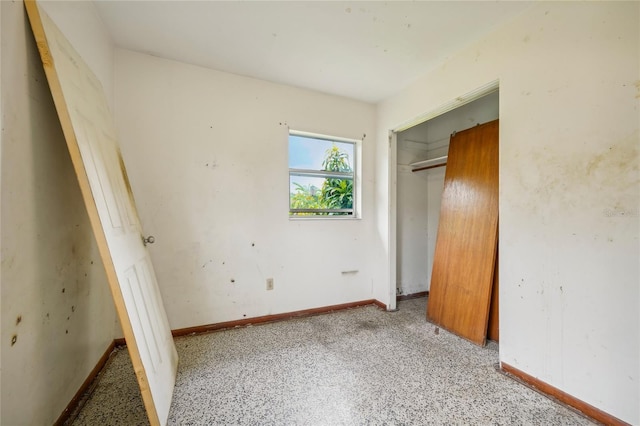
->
142, 235, 155, 246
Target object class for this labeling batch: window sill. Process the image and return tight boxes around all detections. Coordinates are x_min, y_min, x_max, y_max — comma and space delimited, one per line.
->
288, 215, 361, 221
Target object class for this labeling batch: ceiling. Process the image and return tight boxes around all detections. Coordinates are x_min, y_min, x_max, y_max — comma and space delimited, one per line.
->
94, 1, 532, 103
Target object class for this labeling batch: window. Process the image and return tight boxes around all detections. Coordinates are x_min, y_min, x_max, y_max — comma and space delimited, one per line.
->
289, 131, 357, 217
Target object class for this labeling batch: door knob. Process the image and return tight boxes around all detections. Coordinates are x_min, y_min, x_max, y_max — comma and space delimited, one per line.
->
142, 235, 155, 246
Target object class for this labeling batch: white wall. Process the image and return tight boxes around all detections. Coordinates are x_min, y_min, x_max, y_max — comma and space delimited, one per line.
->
0, 2, 116, 424
114, 50, 380, 330
395, 156, 429, 296
396, 93, 498, 295
425, 167, 444, 289
377, 2, 639, 423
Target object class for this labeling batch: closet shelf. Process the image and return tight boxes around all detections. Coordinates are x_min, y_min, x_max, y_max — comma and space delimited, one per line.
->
410, 155, 447, 172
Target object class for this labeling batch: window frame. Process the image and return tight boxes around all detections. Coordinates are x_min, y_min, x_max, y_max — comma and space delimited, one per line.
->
288, 130, 359, 219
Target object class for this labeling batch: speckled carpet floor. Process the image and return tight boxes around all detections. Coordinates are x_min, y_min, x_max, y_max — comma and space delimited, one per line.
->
69, 297, 594, 425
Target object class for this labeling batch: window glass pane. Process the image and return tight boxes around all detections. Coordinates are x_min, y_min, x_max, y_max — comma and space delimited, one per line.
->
289, 132, 356, 217
289, 135, 354, 171
289, 175, 353, 212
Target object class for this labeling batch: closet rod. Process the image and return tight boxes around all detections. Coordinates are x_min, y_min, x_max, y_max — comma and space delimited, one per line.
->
412, 162, 447, 173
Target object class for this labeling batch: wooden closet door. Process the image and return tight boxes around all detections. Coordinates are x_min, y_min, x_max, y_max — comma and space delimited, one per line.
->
427, 120, 499, 346
487, 244, 499, 342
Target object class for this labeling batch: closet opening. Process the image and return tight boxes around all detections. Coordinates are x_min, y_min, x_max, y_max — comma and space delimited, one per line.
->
393, 88, 499, 345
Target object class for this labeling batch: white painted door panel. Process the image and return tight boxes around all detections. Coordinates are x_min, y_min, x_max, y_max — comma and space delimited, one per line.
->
24, 2, 178, 425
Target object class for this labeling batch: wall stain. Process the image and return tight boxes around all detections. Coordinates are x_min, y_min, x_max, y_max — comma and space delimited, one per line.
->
513, 130, 639, 216
1, 254, 15, 270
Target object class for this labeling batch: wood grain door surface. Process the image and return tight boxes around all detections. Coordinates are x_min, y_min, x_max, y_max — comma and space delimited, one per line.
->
25, 2, 178, 424
427, 120, 499, 346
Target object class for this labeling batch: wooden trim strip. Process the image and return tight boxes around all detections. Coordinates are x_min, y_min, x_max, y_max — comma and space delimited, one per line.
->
172, 299, 386, 337
372, 299, 388, 310
54, 340, 116, 426
500, 362, 630, 426
397, 291, 429, 301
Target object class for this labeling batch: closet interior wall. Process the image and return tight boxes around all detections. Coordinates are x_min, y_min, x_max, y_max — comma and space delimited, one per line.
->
395, 92, 499, 297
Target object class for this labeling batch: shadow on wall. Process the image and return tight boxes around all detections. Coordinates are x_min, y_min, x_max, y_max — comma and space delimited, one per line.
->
1, 9, 114, 425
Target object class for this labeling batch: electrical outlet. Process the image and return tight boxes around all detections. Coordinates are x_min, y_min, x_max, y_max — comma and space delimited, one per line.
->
266, 278, 274, 291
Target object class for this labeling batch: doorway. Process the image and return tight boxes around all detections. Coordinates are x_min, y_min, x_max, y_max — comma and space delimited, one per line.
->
392, 85, 499, 342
